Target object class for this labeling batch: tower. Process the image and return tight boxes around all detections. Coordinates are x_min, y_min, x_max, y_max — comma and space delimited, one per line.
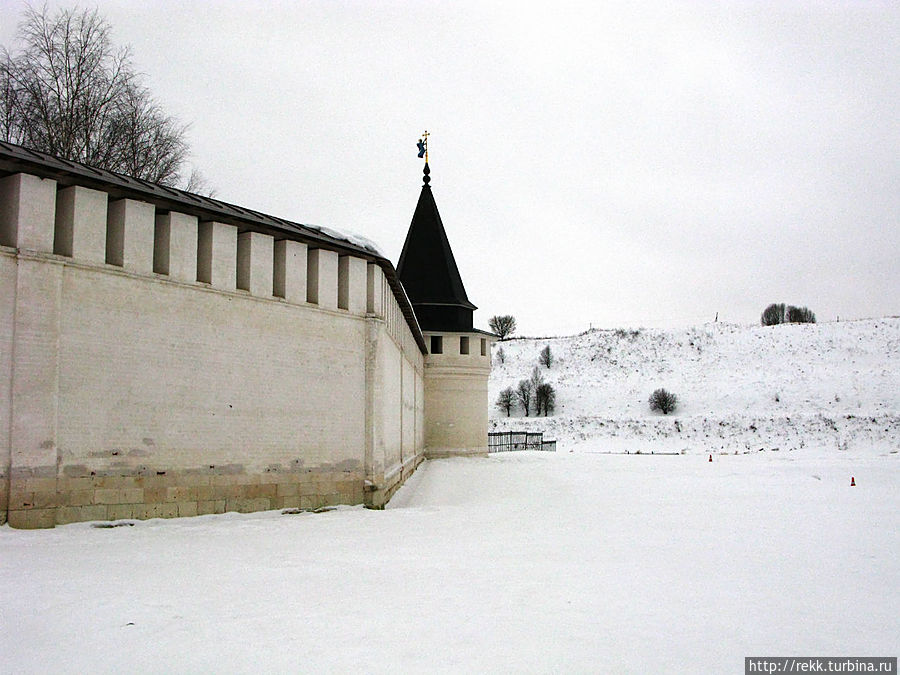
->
397, 163, 493, 458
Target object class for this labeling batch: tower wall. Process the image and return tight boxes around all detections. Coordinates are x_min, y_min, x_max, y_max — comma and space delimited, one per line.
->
423, 332, 493, 458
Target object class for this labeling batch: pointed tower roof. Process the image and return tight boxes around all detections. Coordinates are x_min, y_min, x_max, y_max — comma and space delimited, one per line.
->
397, 163, 476, 332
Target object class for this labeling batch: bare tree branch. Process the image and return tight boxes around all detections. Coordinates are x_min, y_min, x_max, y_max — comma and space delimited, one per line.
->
0, 5, 198, 188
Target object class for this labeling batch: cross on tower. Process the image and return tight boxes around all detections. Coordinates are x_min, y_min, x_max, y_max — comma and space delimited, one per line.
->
417, 130, 430, 163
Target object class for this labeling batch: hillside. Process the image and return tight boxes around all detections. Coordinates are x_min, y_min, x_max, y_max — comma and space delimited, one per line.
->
489, 317, 900, 456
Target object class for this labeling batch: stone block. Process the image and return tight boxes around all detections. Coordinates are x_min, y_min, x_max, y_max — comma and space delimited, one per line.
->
31, 490, 60, 509
277, 496, 302, 510
276, 482, 300, 497
237, 231, 274, 297
133, 503, 178, 520
154, 211, 198, 282
367, 263, 385, 316
324, 493, 344, 506
24, 477, 57, 493
55, 505, 108, 525
338, 255, 368, 314
300, 495, 325, 510
165, 486, 194, 502
64, 490, 94, 507
142, 487, 166, 503
106, 198, 156, 272
197, 500, 225, 516
0, 173, 57, 251
307, 248, 338, 309
120, 488, 144, 504
54, 185, 108, 263
274, 239, 307, 303
93, 489, 120, 505
177, 502, 198, 518
225, 497, 271, 513
107, 504, 135, 520
195, 485, 215, 501
197, 221, 237, 290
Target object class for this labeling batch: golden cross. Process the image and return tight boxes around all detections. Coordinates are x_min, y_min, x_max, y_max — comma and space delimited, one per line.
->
421, 130, 430, 163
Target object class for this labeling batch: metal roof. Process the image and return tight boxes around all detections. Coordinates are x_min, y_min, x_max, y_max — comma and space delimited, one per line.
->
0, 140, 426, 354
396, 163, 476, 332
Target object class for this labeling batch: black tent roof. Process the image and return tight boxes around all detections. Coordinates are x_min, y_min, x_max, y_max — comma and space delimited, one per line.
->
396, 164, 476, 332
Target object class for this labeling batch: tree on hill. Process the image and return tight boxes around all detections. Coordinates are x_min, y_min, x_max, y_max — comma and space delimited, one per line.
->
495, 387, 516, 417
516, 378, 534, 416
489, 315, 516, 339
539, 344, 553, 368
786, 305, 816, 324
649, 388, 678, 415
494, 345, 505, 365
535, 382, 556, 416
762, 303, 816, 326
1, 5, 200, 189
761, 303, 786, 326
529, 366, 544, 396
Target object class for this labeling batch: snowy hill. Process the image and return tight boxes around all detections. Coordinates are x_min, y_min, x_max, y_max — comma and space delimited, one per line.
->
489, 317, 900, 456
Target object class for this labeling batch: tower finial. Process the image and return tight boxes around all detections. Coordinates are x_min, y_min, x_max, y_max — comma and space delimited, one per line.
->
417, 130, 431, 186
416, 130, 430, 163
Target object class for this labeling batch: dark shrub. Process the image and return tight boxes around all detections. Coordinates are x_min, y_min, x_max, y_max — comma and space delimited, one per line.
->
649, 388, 678, 415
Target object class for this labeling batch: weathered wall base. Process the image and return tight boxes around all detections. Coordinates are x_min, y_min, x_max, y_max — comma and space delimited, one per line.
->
7, 466, 367, 528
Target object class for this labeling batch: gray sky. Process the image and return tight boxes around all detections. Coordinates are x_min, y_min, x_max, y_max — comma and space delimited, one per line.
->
3, 1, 898, 335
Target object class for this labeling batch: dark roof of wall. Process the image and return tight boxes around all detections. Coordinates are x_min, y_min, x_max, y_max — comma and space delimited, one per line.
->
0, 140, 426, 354
396, 163, 476, 319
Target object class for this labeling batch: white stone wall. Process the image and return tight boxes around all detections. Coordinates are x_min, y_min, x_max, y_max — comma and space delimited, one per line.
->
0, 252, 16, 524
0, 171, 426, 526
423, 331, 493, 458
364, 265, 425, 505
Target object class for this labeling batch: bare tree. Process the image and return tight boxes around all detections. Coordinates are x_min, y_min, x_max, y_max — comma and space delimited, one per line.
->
761, 303, 786, 326
495, 387, 516, 417
529, 365, 544, 394
516, 378, 534, 417
489, 315, 516, 339
494, 345, 506, 366
1, 5, 195, 187
786, 305, 816, 324
762, 303, 816, 326
539, 344, 552, 368
649, 388, 678, 415
535, 382, 556, 416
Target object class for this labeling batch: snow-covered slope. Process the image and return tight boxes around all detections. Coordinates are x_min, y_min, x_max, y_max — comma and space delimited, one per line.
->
489, 318, 900, 455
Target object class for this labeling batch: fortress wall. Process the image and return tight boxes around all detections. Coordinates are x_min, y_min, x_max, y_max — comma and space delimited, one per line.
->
0, 252, 15, 524
0, 171, 425, 526
365, 264, 425, 506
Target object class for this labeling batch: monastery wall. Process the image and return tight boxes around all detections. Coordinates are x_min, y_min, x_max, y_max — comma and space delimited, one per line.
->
0, 172, 424, 527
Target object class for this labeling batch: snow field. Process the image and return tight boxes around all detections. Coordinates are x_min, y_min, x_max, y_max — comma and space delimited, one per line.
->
1, 451, 896, 673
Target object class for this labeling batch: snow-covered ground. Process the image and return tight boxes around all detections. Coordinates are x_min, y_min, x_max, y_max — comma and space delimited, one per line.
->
1, 319, 897, 672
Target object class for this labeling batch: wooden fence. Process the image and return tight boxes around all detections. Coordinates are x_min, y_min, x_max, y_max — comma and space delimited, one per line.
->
488, 431, 557, 453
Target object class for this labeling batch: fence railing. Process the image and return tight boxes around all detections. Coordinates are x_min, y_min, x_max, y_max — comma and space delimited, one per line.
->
488, 431, 557, 453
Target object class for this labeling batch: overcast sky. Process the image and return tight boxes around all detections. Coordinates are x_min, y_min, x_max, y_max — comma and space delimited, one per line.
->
2, 1, 898, 335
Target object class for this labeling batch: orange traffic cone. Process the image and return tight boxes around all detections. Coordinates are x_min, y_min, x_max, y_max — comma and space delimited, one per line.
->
708, 454, 713, 462
850, 476, 856, 486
